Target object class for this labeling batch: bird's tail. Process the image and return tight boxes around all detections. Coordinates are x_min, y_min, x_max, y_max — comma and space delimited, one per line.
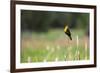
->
69, 36, 72, 40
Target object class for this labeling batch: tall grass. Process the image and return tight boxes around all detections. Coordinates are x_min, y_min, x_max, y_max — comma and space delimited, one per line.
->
21, 29, 89, 63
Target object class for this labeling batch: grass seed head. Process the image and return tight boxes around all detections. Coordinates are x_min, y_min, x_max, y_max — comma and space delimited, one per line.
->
46, 45, 50, 50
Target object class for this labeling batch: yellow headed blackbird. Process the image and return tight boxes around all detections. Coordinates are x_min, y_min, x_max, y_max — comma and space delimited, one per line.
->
64, 25, 72, 40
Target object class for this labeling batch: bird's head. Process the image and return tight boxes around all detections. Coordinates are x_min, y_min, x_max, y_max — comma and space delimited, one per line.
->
64, 25, 68, 32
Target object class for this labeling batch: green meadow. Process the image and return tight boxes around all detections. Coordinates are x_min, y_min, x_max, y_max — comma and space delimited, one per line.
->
21, 29, 89, 63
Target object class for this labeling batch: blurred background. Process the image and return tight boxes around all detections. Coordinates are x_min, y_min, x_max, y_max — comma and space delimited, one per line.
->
21, 10, 89, 33
21, 10, 90, 63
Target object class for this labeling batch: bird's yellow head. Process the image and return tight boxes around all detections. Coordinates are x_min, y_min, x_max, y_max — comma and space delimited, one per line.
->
64, 25, 68, 32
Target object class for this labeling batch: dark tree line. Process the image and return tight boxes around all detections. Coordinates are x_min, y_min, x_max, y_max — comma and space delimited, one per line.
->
21, 10, 89, 32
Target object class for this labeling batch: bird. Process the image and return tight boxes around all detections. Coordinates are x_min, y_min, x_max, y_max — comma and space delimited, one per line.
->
64, 25, 72, 40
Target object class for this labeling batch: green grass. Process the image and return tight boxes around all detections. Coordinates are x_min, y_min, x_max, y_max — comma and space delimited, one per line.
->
21, 29, 89, 63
